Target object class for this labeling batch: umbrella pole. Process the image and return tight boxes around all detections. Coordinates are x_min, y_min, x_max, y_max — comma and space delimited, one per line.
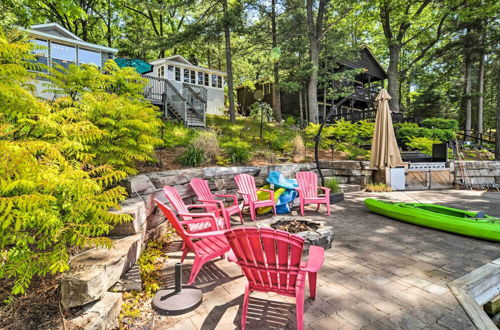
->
314, 93, 357, 186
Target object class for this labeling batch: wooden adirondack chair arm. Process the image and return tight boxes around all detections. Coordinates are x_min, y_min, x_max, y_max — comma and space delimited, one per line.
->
319, 187, 331, 194
214, 194, 238, 205
301, 246, 325, 272
199, 199, 224, 208
256, 189, 275, 200
186, 230, 228, 238
179, 217, 217, 229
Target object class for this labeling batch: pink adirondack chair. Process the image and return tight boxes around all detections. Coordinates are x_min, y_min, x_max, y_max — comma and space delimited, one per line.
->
235, 173, 276, 221
190, 178, 243, 227
295, 171, 331, 216
163, 185, 227, 233
225, 227, 324, 330
155, 199, 230, 285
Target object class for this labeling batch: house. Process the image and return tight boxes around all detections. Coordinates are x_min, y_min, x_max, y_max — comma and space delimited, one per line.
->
23, 23, 118, 98
143, 55, 227, 127
237, 46, 397, 124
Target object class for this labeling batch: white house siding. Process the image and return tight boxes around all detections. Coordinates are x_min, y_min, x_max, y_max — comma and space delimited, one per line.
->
148, 57, 226, 115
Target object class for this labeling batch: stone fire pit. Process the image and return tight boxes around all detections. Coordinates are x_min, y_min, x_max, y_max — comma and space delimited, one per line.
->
260, 216, 334, 255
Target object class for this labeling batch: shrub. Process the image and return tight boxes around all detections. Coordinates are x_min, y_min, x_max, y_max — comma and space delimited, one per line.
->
421, 118, 458, 131
397, 126, 454, 143
192, 131, 220, 164
263, 130, 290, 152
176, 145, 205, 167
162, 121, 198, 148
325, 178, 341, 193
283, 116, 297, 128
249, 102, 273, 122
366, 183, 392, 192
0, 30, 131, 296
222, 139, 252, 164
406, 137, 441, 155
289, 134, 305, 156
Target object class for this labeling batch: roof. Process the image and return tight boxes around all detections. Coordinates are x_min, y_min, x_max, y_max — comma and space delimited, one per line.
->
150, 55, 226, 76
338, 45, 387, 81
22, 23, 118, 54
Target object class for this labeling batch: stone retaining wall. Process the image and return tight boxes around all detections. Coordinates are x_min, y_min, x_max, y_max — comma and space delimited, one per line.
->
452, 161, 500, 188
63, 161, 373, 328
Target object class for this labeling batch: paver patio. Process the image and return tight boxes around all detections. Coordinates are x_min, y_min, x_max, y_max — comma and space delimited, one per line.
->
152, 190, 499, 329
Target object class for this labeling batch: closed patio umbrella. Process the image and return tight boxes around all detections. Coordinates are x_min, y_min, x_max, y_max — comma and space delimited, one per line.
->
370, 89, 403, 169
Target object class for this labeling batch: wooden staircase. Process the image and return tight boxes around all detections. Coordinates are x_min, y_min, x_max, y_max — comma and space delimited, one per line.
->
143, 75, 207, 128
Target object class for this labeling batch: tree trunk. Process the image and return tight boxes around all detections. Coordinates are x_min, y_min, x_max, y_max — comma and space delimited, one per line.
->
271, 0, 282, 122
307, 39, 319, 123
222, 0, 236, 122
387, 43, 401, 112
495, 61, 500, 160
464, 52, 472, 140
477, 51, 485, 143
299, 89, 304, 129
106, 0, 112, 47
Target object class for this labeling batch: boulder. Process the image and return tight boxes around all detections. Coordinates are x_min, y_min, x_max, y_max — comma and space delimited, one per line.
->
146, 207, 165, 230
339, 184, 362, 193
108, 198, 146, 236
61, 231, 144, 308
147, 168, 204, 188
203, 166, 261, 179
145, 221, 171, 242
121, 175, 156, 196
67, 292, 122, 330
111, 265, 142, 293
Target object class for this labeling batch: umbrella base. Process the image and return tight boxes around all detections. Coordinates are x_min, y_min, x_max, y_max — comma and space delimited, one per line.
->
152, 286, 202, 315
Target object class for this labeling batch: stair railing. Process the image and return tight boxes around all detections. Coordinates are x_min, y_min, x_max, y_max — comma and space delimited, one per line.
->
182, 83, 207, 125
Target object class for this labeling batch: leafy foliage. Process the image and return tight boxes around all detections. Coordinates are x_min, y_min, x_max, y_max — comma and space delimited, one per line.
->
176, 145, 205, 167
397, 126, 455, 143
221, 139, 252, 164
406, 137, 441, 155
324, 178, 341, 193
420, 118, 459, 131
0, 29, 163, 297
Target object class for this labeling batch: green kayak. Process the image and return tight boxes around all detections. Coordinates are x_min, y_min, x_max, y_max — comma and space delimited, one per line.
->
364, 198, 500, 242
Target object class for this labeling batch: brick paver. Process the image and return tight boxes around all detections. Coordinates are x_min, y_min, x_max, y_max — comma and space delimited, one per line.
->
151, 190, 499, 329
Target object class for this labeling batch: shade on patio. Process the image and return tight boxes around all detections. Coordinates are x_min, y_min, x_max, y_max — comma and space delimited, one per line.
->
369, 89, 403, 169
114, 58, 153, 74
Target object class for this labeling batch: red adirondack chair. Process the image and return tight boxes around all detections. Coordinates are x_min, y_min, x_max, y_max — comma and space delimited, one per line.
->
190, 178, 243, 227
235, 173, 276, 221
155, 199, 231, 285
295, 171, 331, 216
225, 227, 324, 330
163, 185, 227, 233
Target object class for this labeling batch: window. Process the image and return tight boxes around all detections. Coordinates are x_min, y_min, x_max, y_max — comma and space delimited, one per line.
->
78, 48, 101, 67
167, 65, 175, 80
175, 67, 181, 81
158, 65, 165, 78
31, 39, 48, 72
197, 71, 204, 85
204, 73, 209, 86
184, 68, 190, 83
211, 74, 217, 87
50, 42, 76, 70
190, 70, 196, 84
217, 76, 222, 88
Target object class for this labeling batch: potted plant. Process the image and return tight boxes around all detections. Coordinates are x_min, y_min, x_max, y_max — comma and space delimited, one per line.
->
325, 178, 344, 203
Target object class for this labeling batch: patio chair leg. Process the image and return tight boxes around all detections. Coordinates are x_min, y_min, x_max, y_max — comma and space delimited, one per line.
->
181, 247, 189, 263
249, 205, 256, 221
300, 202, 305, 216
238, 209, 244, 224
272, 204, 277, 216
316, 203, 320, 211
308, 271, 317, 299
188, 257, 205, 285
241, 283, 250, 330
295, 289, 305, 330
326, 201, 331, 216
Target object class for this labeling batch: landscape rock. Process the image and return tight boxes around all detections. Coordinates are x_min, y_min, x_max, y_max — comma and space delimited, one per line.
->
61, 231, 144, 308
108, 197, 146, 236
67, 292, 122, 330
111, 265, 142, 292
146, 207, 165, 229
147, 168, 204, 188
122, 175, 156, 196
203, 166, 260, 179
145, 221, 170, 242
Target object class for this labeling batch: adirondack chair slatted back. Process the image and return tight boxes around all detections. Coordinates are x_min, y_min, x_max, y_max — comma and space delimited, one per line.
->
235, 174, 258, 203
296, 171, 319, 198
225, 228, 305, 293
190, 178, 213, 201
155, 199, 196, 252
163, 185, 190, 216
